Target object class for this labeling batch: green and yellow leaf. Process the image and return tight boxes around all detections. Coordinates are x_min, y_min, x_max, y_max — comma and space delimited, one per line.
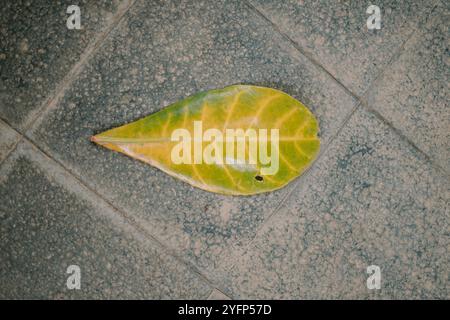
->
91, 85, 320, 195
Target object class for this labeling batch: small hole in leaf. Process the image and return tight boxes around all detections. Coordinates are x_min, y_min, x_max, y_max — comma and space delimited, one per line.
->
255, 175, 264, 182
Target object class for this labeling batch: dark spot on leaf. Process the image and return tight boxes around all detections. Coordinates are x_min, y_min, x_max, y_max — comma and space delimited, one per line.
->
255, 175, 264, 182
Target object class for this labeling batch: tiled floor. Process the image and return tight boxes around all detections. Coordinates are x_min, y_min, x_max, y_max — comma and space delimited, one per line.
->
223, 107, 449, 299
0, 142, 211, 299
1, 0, 448, 299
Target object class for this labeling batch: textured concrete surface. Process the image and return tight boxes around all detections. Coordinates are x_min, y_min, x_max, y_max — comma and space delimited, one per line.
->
0, 142, 212, 299
0, 119, 19, 161
0, 0, 131, 130
222, 108, 449, 299
0, 0, 448, 299
28, 0, 357, 274
250, 0, 439, 95
207, 288, 231, 300
367, 2, 450, 171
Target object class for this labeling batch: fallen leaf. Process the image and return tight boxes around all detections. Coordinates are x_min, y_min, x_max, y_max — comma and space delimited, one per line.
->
91, 85, 320, 195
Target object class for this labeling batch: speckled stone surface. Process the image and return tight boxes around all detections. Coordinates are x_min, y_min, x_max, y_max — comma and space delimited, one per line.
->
207, 288, 231, 300
222, 107, 449, 299
0, 0, 130, 130
367, 3, 450, 172
249, 0, 439, 95
0, 119, 19, 161
0, 141, 211, 299
28, 0, 357, 274
0, 0, 448, 299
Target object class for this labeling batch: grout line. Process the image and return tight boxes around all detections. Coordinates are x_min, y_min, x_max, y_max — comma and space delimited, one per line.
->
22, 0, 137, 135
244, 0, 361, 102
362, 105, 450, 180
0, 121, 22, 168
0, 140, 19, 167
356, 2, 450, 179
207, 288, 233, 300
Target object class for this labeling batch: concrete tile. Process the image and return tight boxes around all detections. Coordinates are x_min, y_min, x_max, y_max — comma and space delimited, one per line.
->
224, 107, 449, 299
28, 0, 357, 274
0, 141, 211, 299
367, 3, 450, 172
250, 0, 439, 95
0, 0, 131, 130
0, 119, 20, 161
